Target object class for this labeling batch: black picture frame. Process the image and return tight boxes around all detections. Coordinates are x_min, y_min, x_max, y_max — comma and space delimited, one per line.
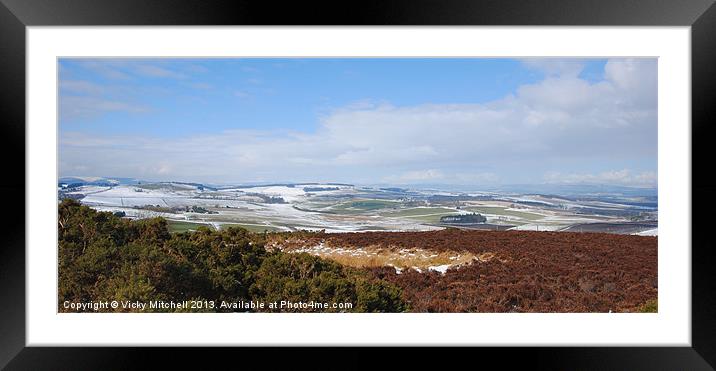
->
1, 0, 715, 369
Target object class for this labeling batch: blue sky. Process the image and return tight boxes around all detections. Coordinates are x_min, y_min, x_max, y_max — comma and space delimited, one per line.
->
59, 58, 657, 187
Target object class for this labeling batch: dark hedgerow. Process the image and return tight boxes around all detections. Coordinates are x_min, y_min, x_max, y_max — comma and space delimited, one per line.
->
57, 199, 407, 312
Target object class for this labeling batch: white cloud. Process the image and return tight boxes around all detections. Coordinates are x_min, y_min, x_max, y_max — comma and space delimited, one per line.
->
59, 58, 657, 186
74, 60, 132, 80
382, 170, 499, 185
60, 96, 149, 121
384, 169, 445, 183
134, 65, 186, 79
59, 60, 205, 122
60, 80, 105, 95
186, 64, 209, 74
543, 169, 657, 187
69, 59, 192, 80
188, 82, 213, 90
234, 90, 251, 99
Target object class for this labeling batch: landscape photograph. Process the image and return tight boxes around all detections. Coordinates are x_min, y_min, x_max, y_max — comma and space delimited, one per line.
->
58, 57, 657, 313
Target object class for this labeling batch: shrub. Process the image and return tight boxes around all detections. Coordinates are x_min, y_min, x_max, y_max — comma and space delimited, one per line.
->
638, 299, 658, 313
57, 199, 406, 312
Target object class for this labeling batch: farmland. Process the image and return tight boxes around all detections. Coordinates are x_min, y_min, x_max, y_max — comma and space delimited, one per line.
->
59, 178, 658, 236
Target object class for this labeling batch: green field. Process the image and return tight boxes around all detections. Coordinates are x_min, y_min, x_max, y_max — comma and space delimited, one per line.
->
331, 199, 400, 213
382, 207, 456, 217
167, 220, 214, 233
464, 206, 543, 221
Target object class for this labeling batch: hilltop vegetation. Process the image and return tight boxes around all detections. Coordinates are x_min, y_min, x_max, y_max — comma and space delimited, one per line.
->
58, 199, 406, 312
268, 229, 658, 312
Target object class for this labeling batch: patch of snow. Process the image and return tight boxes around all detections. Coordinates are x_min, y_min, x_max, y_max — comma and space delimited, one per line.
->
512, 224, 565, 232
243, 185, 307, 202
387, 264, 403, 274
428, 265, 450, 274
634, 228, 658, 236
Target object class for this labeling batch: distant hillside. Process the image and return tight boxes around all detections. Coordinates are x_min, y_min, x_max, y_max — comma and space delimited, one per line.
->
59, 176, 140, 186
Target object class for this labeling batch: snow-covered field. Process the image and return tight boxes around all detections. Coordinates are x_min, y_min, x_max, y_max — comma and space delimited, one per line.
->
68, 183, 437, 232
62, 182, 657, 235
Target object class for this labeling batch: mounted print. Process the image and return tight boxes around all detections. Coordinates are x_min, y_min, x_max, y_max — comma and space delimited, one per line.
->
6, 0, 706, 362
57, 57, 658, 313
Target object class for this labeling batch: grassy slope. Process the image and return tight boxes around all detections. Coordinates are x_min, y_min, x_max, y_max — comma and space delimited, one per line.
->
166, 220, 214, 233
